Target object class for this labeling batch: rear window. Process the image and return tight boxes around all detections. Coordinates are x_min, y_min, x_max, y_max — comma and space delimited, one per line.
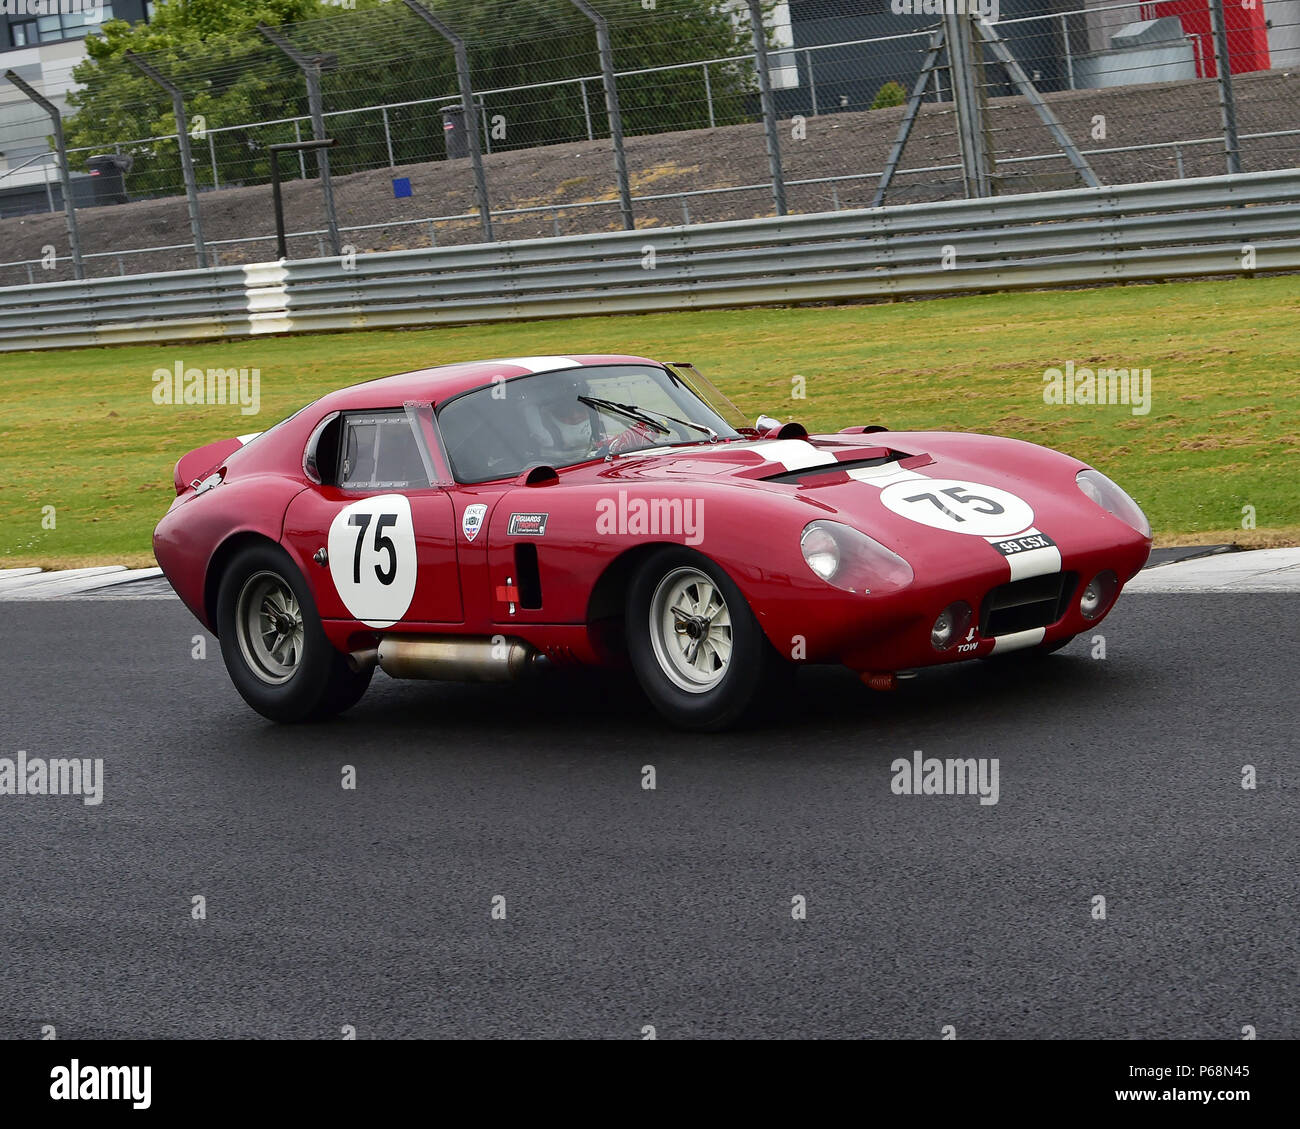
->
339, 412, 429, 490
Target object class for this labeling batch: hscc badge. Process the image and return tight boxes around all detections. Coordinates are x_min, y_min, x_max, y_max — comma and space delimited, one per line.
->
462, 503, 487, 542
508, 512, 548, 536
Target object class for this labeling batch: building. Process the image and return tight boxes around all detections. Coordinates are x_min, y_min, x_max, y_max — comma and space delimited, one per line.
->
0, 1, 153, 215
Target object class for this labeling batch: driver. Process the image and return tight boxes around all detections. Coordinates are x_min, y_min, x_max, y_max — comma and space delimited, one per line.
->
527, 379, 661, 463
529, 380, 597, 463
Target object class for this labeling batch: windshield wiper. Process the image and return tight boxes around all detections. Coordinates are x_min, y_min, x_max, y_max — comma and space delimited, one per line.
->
632, 405, 719, 442
577, 395, 671, 436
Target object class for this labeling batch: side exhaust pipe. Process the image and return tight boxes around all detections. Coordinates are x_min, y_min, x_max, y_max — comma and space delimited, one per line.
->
376, 635, 542, 682
346, 648, 378, 674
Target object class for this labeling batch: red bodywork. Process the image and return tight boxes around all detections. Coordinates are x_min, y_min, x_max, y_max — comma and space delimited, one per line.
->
154, 355, 1151, 678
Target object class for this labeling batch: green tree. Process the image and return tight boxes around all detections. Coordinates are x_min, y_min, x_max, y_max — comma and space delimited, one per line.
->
870, 81, 906, 111
62, 0, 758, 198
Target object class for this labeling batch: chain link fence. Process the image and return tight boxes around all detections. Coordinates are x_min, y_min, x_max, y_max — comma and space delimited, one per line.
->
2, 0, 1298, 288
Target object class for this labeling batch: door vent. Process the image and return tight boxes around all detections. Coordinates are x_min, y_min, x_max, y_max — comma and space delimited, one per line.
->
514, 543, 542, 609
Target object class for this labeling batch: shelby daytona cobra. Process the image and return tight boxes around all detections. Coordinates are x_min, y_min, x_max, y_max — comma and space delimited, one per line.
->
154, 355, 1152, 730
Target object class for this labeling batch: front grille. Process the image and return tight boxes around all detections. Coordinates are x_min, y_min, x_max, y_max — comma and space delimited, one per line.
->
980, 572, 1077, 637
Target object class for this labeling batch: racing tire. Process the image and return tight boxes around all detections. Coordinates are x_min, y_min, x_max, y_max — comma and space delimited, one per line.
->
216, 542, 372, 723
626, 547, 786, 731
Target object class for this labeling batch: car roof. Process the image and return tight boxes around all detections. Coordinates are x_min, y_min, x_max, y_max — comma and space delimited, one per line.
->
314, 355, 663, 412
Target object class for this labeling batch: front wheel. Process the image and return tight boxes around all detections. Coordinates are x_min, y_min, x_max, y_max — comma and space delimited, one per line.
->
625, 547, 784, 731
216, 543, 372, 723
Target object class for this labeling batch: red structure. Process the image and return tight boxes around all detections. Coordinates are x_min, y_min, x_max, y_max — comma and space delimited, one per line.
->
1148, 0, 1272, 77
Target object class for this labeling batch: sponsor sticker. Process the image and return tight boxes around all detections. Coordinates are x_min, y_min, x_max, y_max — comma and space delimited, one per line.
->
508, 512, 548, 536
462, 503, 487, 542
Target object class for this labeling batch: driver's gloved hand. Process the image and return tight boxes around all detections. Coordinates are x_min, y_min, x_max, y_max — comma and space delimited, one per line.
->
607, 421, 660, 456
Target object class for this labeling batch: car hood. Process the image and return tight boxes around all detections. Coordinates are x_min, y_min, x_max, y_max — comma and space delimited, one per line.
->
570, 433, 1143, 563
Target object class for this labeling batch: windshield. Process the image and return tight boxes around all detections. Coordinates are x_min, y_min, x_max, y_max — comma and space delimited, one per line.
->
437, 364, 744, 483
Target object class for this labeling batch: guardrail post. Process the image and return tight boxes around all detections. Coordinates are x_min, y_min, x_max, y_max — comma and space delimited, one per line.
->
4, 70, 83, 279
401, 0, 494, 242
124, 52, 208, 269
570, 0, 635, 231
746, 0, 787, 217
1208, 0, 1243, 174
259, 24, 342, 256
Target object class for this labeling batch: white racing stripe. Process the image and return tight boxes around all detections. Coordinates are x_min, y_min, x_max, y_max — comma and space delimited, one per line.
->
988, 527, 1063, 582
991, 627, 1046, 654
494, 356, 583, 373
746, 439, 841, 472
846, 465, 930, 488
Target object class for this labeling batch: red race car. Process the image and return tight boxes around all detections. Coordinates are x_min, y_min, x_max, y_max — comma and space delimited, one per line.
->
154, 355, 1151, 730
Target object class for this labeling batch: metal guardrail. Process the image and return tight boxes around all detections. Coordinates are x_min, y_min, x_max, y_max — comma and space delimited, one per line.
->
1, 168, 1297, 353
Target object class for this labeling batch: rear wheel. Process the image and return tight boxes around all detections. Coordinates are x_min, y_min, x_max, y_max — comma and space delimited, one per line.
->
216, 543, 371, 723
626, 547, 785, 731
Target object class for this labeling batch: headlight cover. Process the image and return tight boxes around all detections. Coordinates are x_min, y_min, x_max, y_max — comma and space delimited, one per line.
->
800, 520, 914, 594
1076, 469, 1151, 538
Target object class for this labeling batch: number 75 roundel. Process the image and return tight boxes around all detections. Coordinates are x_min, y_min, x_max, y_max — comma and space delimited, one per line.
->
326, 494, 418, 627
877, 478, 1036, 538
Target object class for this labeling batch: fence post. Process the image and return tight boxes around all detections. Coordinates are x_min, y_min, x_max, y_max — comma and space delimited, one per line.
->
570, 0, 634, 231
579, 78, 594, 141
4, 70, 83, 278
258, 23, 343, 256
208, 130, 220, 189
746, 0, 787, 216
381, 105, 395, 168
1208, 0, 1243, 174
1060, 14, 1075, 91
125, 51, 208, 268
401, 0, 494, 242
943, 12, 996, 198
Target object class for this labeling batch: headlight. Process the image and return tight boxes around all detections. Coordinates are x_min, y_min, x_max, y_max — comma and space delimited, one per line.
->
800, 520, 913, 594
1076, 469, 1150, 538
931, 601, 973, 651
800, 525, 840, 581
1080, 571, 1118, 620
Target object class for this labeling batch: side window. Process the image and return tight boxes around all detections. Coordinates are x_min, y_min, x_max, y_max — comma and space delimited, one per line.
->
338, 412, 429, 490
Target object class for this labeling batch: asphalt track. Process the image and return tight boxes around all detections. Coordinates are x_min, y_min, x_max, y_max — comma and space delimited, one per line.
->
1, 585, 1297, 1039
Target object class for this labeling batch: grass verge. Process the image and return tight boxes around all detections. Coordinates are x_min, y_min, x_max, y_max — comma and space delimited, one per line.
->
2, 274, 1296, 568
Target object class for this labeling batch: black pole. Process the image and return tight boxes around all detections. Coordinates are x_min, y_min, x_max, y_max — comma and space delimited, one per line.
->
1208, 0, 1243, 174
269, 139, 336, 261
271, 149, 285, 260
